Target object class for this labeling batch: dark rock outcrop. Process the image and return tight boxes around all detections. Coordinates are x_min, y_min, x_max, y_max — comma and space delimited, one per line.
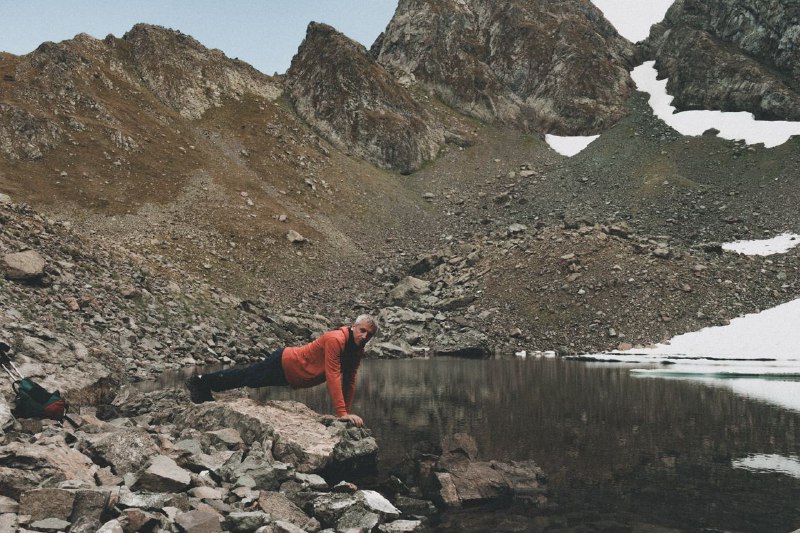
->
371, 0, 636, 135
643, 0, 800, 120
391, 433, 548, 509
286, 22, 445, 174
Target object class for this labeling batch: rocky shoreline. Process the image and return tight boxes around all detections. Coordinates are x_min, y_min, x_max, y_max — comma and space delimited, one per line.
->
0, 385, 547, 532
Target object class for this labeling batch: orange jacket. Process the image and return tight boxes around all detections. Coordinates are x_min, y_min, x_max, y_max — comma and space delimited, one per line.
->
281, 326, 363, 417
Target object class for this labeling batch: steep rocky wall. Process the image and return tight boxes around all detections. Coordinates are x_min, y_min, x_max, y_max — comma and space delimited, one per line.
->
286, 22, 445, 174
371, 0, 636, 135
644, 0, 800, 120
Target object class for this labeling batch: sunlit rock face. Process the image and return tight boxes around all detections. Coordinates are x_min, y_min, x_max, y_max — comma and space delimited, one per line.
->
643, 0, 800, 120
123, 24, 282, 119
371, 0, 636, 135
286, 22, 446, 175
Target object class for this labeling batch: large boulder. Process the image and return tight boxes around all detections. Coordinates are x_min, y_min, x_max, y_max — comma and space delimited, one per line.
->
173, 399, 378, 478
3, 250, 46, 281
131, 455, 192, 493
79, 426, 161, 476
0, 440, 98, 500
388, 277, 430, 306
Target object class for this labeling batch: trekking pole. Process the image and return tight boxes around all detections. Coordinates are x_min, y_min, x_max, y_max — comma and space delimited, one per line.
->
0, 350, 24, 383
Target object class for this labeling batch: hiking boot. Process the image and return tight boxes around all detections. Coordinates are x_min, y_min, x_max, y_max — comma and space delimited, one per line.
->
185, 375, 214, 404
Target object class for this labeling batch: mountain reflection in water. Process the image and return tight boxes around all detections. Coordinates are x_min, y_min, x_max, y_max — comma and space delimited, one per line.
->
153, 357, 800, 531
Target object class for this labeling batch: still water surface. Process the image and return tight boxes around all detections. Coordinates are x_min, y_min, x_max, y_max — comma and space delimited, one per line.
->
154, 358, 800, 531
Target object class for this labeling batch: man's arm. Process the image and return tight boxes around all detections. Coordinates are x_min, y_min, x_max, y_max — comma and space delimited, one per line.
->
342, 354, 362, 414
323, 341, 348, 417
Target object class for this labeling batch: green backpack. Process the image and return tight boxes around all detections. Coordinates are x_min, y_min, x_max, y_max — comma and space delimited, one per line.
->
2, 342, 68, 421
11, 377, 68, 421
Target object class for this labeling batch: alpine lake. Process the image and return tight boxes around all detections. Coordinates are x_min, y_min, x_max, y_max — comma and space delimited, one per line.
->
143, 356, 800, 532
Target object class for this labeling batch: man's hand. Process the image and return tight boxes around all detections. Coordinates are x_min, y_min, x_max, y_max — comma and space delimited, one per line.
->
339, 414, 364, 427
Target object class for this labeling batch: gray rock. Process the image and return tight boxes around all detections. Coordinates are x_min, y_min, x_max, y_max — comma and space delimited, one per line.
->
389, 277, 430, 305
272, 521, 309, 533
0, 515, 18, 533
234, 456, 293, 491
434, 295, 476, 311
258, 491, 319, 531
379, 520, 425, 532
409, 254, 441, 275
336, 505, 380, 531
81, 427, 161, 476
175, 508, 222, 533
131, 455, 191, 493
372, 341, 415, 358
186, 450, 237, 474
189, 486, 224, 500
309, 493, 359, 527
28, 517, 72, 531
286, 230, 306, 244
181, 400, 377, 476
95, 519, 125, 533
117, 488, 176, 510
3, 250, 46, 280
296, 472, 328, 490
0, 495, 19, 513
433, 472, 460, 508
356, 490, 400, 519
225, 511, 271, 532
393, 496, 437, 517
0, 193, 11, 204
206, 428, 244, 449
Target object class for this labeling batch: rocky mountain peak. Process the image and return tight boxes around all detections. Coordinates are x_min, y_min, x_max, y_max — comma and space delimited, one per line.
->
643, 0, 800, 120
122, 23, 281, 119
286, 22, 445, 174
371, 0, 636, 135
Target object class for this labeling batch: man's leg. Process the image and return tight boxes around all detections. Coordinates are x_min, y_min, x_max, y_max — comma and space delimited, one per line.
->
186, 348, 287, 403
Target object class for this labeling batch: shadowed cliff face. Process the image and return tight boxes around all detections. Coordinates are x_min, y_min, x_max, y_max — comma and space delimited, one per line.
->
286, 22, 446, 175
371, 0, 636, 135
644, 0, 800, 120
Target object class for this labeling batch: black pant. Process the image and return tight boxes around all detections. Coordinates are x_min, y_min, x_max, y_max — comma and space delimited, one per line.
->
202, 347, 289, 391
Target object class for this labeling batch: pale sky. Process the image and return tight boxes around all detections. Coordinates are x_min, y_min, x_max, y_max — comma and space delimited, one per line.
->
0, 0, 399, 75
0, 1, 673, 76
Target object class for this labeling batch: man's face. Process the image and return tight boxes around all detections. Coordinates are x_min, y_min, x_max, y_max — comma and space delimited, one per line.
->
352, 322, 377, 348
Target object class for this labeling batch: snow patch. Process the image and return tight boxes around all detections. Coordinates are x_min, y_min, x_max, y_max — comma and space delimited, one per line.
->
631, 61, 800, 148
722, 233, 800, 256
545, 134, 599, 157
732, 454, 800, 479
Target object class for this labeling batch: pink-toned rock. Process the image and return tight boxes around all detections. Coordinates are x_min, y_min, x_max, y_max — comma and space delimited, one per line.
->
0, 441, 97, 499
19, 488, 75, 521
175, 508, 222, 533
